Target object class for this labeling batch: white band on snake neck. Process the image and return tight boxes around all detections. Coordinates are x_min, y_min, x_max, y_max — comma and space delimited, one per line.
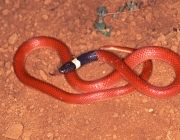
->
72, 58, 81, 69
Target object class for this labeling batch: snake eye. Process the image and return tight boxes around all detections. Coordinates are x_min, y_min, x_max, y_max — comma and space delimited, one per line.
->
59, 62, 76, 74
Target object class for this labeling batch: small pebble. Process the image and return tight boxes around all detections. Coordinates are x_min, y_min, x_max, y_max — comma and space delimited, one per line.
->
169, 108, 174, 114
154, 135, 162, 140
116, 30, 121, 35
146, 12, 153, 23
171, 45, 178, 53
0, 61, 4, 67
142, 98, 148, 103
22, 130, 32, 139
2, 9, 9, 15
42, 14, 48, 20
130, 21, 136, 27
148, 108, 154, 113
47, 132, 54, 139
5, 61, 11, 69
5, 0, 11, 4
8, 33, 18, 45
112, 113, 119, 118
136, 34, 142, 40
3, 123, 24, 139
44, 0, 51, 5
113, 134, 117, 139
6, 69, 11, 75
121, 13, 128, 21
127, 15, 134, 21
39, 70, 48, 81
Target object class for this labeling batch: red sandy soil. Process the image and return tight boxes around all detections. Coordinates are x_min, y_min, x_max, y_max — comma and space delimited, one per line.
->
1, 0, 180, 139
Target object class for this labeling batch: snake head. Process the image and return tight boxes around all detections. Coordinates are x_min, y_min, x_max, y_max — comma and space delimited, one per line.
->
59, 51, 98, 74
59, 62, 76, 74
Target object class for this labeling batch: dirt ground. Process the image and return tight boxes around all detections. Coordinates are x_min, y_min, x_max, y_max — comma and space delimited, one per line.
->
1, 0, 180, 139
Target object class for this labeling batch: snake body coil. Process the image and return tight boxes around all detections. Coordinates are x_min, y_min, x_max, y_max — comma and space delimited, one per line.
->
13, 36, 180, 103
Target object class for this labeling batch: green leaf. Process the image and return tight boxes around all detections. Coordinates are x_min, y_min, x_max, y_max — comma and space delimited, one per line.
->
131, 2, 136, 6
107, 26, 113, 31
95, 23, 105, 30
127, 2, 132, 6
119, 6, 125, 12
130, 7, 134, 12
98, 7, 107, 16
102, 31, 111, 37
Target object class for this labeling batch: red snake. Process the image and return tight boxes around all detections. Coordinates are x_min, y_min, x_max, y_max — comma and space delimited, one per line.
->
13, 36, 180, 104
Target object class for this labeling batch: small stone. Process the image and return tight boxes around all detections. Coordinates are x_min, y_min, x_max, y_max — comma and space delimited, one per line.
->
130, 21, 136, 27
136, 34, 142, 40
169, 108, 174, 114
146, 12, 153, 23
154, 135, 162, 140
29, 105, 35, 110
148, 108, 154, 113
117, 30, 121, 35
157, 34, 166, 45
152, 41, 162, 46
44, 0, 51, 5
91, 31, 97, 36
5, 61, 11, 69
5, 0, 11, 4
86, 28, 91, 34
113, 134, 117, 139
8, 33, 18, 45
6, 69, 11, 75
127, 15, 134, 21
112, 113, 119, 118
0, 61, 4, 67
2, 9, 9, 15
113, 125, 117, 131
3, 123, 23, 139
40, 108, 44, 112
121, 13, 128, 21
22, 130, 32, 139
39, 70, 47, 81
171, 45, 178, 53
47, 132, 54, 139
42, 14, 48, 20
142, 98, 148, 103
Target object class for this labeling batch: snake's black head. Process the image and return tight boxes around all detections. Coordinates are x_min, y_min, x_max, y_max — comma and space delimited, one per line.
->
59, 62, 76, 74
